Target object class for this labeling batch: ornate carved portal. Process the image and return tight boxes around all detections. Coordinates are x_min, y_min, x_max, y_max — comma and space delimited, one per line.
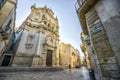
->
46, 50, 53, 66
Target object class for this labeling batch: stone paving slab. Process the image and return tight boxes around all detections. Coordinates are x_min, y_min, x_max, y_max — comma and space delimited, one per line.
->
0, 67, 90, 80
0, 67, 64, 72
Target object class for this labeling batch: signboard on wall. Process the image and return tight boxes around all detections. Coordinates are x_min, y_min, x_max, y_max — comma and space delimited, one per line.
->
92, 27, 101, 34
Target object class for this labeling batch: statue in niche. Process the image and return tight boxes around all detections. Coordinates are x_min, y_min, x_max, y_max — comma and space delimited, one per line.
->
26, 31, 35, 49
31, 4, 36, 10
42, 14, 46, 20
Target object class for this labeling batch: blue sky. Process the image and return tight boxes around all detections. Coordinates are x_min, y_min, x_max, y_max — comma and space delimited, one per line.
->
15, 0, 84, 57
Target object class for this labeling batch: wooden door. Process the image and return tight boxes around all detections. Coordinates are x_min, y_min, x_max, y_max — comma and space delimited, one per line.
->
46, 50, 53, 66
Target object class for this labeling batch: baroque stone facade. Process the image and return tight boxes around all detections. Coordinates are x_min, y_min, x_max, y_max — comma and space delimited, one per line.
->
12, 5, 60, 67
59, 42, 81, 68
0, 0, 17, 66
75, 0, 120, 80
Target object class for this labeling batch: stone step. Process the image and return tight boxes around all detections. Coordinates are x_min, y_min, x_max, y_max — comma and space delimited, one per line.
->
0, 67, 64, 72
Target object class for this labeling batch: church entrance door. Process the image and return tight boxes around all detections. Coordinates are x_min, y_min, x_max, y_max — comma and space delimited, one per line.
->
46, 50, 53, 66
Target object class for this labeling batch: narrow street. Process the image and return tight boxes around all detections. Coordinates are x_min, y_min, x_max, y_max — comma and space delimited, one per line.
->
1, 0, 119, 80
0, 66, 90, 80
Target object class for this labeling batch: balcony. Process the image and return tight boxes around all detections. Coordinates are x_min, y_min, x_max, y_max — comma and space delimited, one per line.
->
83, 35, 90, 41
75, 0, 86, 13
75, 0, 98, 13
1, 32, 9, 40
80, 32, 90, 42
0, 27, 11, 40
80, 43, 86, 52
75, 0, 99, 35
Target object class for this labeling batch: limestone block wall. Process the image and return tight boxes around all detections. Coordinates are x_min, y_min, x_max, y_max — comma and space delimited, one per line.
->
95, 0, 120, 67
59, 43, 80, 68
85, 6, 120, 80
86, 44, 100, 80
12, 30, 41, 66
59, 43, 71, 68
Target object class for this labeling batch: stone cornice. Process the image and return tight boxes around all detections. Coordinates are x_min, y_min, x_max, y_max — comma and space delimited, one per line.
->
24, 22, 59, 37
28, 18, 58, 27
43, 43, 57, 49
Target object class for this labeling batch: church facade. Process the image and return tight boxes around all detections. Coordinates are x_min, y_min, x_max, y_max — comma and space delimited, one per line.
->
12, 5, 60, 67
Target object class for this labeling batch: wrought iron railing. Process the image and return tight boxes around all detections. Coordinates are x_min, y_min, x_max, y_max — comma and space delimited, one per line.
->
75, 0, 87, 13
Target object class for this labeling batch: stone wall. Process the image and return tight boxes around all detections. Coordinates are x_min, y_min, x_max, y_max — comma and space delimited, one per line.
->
0, 0, 17, 66
59, 43, 80, 68
95, 0, 120, 67
85, 4, 120, 80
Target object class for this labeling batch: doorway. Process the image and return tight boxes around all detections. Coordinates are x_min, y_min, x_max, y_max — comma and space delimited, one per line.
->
46, 50, 53, 66
1, 55, 11, 66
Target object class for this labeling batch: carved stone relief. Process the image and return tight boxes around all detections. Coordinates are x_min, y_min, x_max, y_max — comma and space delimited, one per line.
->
25, 31, 35, 49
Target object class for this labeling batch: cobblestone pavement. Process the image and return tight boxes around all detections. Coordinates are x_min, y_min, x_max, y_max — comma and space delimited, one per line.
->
0, 66, 90, 80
